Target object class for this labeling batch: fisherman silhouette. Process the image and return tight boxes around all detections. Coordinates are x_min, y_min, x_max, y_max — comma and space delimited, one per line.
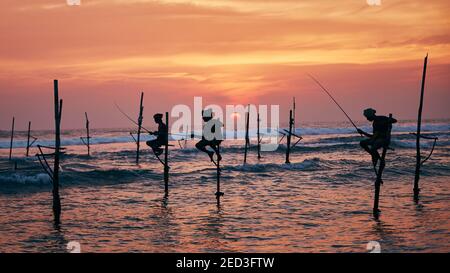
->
358, 108, 397, 167
195, 109, 223, 162
146, 113, 168, 157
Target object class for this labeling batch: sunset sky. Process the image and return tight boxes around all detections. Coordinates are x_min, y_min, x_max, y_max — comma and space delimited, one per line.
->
0, 0, 449, 129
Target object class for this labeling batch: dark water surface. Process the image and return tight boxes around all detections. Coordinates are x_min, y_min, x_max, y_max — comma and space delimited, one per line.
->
0, 121, 449, 252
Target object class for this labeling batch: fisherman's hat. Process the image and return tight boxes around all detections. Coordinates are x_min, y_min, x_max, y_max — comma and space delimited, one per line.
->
153, 113, 163, 119
363, 108, 376, 117
202, 109, 213, 118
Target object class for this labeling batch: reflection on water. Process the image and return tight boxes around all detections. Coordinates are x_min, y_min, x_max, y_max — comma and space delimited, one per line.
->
0, 122, 449, 252
147, 196, 180, 252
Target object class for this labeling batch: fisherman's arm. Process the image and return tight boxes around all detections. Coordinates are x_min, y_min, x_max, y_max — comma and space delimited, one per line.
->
357, 128, 373, 138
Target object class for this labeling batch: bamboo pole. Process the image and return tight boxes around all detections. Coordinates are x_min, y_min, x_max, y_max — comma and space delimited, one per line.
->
85, 112, 90, 156
9, 117, 14, 161
373, 113, 393, 217
26, 121, 37, 157
164, 112, 169, 195
414, 54, 428, 200
53, 80, 62, 226
285, 110, 293, 164
257, 113, 261, 159
136, 92, 144, 164
215, 145, 223, 206
243, 107, 250, 164
293, 97, 296, 133
26, 121, 31, 157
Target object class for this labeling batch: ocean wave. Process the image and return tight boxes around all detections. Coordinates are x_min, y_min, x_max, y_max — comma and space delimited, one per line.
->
1, 122, 448, 149
0, 135, 150, 149
0, 173, 51, 185
0, 168, 160, 191
225, 158, 354, 173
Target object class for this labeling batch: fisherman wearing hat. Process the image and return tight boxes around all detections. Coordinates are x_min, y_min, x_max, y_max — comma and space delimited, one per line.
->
146, 113, 168, 156
195, 109, 223, 162
358, 108, 397, 166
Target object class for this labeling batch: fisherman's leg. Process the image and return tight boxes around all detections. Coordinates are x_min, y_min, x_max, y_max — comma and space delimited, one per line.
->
146, 139, 156, 152
196, 140, 215, 160
360, 138, 380, 165
371, 138, 389, 166
154, 146, 163, 156
147, 140, 163, 156
146, 139, 153, 147
370, 147, 381, 166
195, 140, 208, 153
360, 139, 373, 155
373, 139, 387, 167
210, 141, 222, 161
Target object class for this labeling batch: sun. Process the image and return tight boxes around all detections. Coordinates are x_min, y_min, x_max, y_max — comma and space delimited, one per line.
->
230, 112, 241, 119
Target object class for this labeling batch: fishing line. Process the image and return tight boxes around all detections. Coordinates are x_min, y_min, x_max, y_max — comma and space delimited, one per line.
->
307, 73, 362, 136
114, 102, 153, 134
114, 102, 199, 139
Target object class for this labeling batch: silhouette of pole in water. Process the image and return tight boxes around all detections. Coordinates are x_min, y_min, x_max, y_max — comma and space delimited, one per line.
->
80, 112, 91, 156
25, 121, 37, 157
53, 80, 63, 226
85, 112, 90, 156
285, 110, 293, 164
257, 113, 261, 159
164, 112, 169, 195
26, 121, 31, 157
215, 144, 223, 206
373, 113, 393, 217
413, 54, 437, 201
293, 97, 296, 132
136, 92, 144, 164
8, 117, 14, 161
243, 107, 250, 165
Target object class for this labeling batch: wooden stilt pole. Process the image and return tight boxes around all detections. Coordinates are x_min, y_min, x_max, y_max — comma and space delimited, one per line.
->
285, 110, 293, 164
257, 113, 261, 159
414, 54, 428, 200
85, 112, 90, 156
293, 97, 296, 133
243, 107, 250, 164
26, 121, 31, 157
26, 122, 37, 157
373, 113, 393, 217
373, 151, 385, 216
136, 92, 144, 164
9, 117, 14, 161
164, 112, 169, 195
215, 145, 223, 206
53, 80, 62, 226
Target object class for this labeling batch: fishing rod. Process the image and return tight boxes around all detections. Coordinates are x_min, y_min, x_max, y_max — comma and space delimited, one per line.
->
114, 102, 153, 134
114, 102, 200, 138
307, 73, 363, 136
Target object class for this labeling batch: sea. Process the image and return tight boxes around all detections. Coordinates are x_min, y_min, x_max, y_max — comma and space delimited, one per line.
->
0, 120, 449, 252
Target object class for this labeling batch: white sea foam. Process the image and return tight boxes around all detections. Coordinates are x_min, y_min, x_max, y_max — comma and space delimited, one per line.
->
0, 173, 51, 185
0, 122, 448, 148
